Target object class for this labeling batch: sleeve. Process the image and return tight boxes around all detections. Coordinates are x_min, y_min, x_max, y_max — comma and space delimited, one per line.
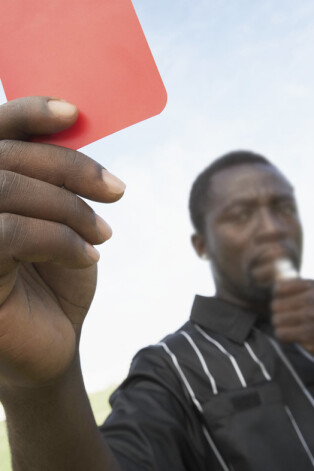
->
99, 345, 209, 471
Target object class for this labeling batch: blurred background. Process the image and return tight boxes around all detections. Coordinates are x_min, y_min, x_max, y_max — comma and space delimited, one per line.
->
2, 0, 314, 399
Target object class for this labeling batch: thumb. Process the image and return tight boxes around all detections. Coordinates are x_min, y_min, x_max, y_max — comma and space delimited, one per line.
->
0, 96, 78, 140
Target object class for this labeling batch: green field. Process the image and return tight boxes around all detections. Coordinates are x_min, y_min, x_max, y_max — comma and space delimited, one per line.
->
0, 386, 114, 471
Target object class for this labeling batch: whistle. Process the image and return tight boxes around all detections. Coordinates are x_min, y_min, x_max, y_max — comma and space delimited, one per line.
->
274, 258, 299, 280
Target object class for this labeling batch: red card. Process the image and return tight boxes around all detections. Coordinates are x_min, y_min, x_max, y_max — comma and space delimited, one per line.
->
0, 0, 167, 149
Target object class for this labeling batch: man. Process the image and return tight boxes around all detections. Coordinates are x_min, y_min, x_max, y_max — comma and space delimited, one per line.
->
0, 97, 314, 471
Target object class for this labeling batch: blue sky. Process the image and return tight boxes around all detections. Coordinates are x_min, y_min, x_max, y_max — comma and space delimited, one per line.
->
78, 0, 314, 391
2, 0, 314, 393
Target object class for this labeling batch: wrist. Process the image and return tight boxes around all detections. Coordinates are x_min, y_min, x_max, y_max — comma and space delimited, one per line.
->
0, 352, 82, 407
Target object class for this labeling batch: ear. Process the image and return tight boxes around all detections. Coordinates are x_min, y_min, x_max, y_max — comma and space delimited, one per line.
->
191, 233, 210, 260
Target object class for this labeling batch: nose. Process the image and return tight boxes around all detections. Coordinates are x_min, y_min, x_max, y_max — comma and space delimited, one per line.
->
255, 208, 287, 243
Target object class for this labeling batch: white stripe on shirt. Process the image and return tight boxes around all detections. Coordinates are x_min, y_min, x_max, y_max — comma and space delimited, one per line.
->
268, 337, 314, 409
158, 341, 230, 471
244, 341, 271, 381
158, 342, 202, 412
296, 344, 314, 364
285, 406, 314, 467
180, 330, 218, 394
194, 324, 247, 387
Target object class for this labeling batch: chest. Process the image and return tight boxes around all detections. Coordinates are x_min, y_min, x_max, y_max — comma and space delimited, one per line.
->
164, 327, 314, 471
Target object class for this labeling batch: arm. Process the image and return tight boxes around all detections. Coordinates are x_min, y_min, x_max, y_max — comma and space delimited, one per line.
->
100, 346, 210, 471
0, 97, 124, 470
3, 356, 121, 471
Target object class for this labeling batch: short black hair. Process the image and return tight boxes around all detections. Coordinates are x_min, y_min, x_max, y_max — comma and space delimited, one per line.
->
189, 150, 272, 234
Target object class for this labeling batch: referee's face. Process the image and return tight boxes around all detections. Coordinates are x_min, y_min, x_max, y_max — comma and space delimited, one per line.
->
196, 163, 303, 308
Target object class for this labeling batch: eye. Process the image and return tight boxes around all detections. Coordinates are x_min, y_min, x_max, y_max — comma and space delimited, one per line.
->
276, 201, 297, 216
229, 208, 253, 224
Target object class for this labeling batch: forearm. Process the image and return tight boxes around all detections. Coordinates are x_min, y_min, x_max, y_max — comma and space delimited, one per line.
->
1, 356, 121, 471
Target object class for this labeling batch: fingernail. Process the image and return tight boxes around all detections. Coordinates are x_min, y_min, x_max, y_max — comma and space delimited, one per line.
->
85, 244, 100, 262
96, 215, 112, 241
47, 99, 78, 119
102, 169, 126, 195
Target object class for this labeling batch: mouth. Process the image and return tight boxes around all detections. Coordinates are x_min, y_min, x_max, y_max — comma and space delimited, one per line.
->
251, 247, 297, 270
249, 246, 299, 285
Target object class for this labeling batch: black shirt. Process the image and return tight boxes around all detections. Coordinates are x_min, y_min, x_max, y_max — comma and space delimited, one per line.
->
100, 296, 314, 471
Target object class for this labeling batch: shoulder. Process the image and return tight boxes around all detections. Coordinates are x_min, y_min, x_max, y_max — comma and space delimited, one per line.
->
112, 321, 195, 402
129, 320, 195, 374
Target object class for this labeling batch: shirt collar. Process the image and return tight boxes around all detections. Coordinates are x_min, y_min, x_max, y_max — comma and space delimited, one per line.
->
190, 295, 259, 343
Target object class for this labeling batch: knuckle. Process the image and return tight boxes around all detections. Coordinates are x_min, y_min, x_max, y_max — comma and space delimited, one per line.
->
60, 224, 85, 264
0, 139, 15, 161
66, 190, 89, 220
0, 170, 20, 199
0, 98, 41, 141
0, 140, 26, 174
0, 213, 19, 246
67, 192, 96, 234
62, 223, 77, 246
69, 191, 82, 215
62, 149, 85, 187
66, 148, 82, 170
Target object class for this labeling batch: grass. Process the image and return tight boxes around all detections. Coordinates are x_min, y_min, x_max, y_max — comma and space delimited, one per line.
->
0, 420, 11, 471
0, 386, 115, 471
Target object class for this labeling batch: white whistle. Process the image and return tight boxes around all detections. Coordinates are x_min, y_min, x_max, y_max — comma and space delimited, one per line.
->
274, 258, 299, 280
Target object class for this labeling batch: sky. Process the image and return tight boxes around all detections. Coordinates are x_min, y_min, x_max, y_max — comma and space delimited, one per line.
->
2, 0, 314, 395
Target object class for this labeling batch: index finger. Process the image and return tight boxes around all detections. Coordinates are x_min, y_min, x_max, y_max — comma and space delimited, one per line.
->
273, 279, 312, 298
0, 140, 125, 203
0, 96, 126, 202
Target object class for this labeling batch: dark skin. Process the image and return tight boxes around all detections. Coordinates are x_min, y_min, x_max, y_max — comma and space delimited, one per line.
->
0, 97, 123, 470
192, 163, 314, 354
0, 96, 126, 388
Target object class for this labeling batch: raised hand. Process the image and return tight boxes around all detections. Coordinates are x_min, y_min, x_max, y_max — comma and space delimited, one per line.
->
0, 96, 125, 389
272, 278, 314, 354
